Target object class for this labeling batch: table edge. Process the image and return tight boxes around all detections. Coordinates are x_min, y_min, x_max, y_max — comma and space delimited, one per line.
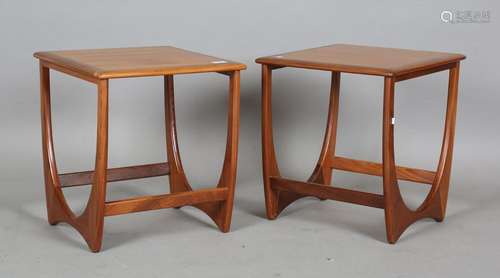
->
255, 55, 465, 77
34, 52, 246, 79
96, 63, 247, 78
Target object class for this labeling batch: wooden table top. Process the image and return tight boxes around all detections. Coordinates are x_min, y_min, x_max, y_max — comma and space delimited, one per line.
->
34, 46, 246, 79
256, 44, 465, 77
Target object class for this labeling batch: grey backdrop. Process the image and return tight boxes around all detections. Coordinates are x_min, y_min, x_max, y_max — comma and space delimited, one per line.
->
1, 0, 499, 277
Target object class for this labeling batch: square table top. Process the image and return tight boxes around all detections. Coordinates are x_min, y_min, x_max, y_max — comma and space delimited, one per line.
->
255, 44, 465, 77
34, 46, 246, 79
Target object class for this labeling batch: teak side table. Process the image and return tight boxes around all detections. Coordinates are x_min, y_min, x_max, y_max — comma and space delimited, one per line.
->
34, 46, 246, 252
256, 44, 465, 243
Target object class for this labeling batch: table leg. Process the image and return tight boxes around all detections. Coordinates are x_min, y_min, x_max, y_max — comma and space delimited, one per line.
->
382, 63, 460, 243
215, 70, 240, 231
262, 65, 307, 219
262, 67, 342, 218
433, 63, 460, 221
261, 64, 281, 219
40, 62, 108, 252
382, 76, 402, 243
164, 75, 191, 194
40, 64, 61, 225
164, 72, 240, 232
83, 79, 109, 252
308, 71, 341, 186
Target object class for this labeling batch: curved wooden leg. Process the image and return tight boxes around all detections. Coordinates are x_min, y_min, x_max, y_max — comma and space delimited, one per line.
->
40, 65, 63, 226
433, 63, 460, 221
308, 71, 341, 186
262, 67, 341, 218
383, 63, 460, 243
213, 70, 240, 231
81, 79, 109, 252
164, 75, 192, 194
382, 76, 403, 243
164, 72, 240, 232
261, 65, 280, 219
262, 65, 305, 219
40, 63, 108, 252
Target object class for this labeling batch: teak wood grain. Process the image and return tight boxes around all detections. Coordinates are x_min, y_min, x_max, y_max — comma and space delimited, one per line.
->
34, 46, 246, 79
104, 188, 229, 217
257, 44, 464, 244
59, 162, 170, 187
330, 156, 435, 184
256, 44, 465, 77
36, 46, 244, 252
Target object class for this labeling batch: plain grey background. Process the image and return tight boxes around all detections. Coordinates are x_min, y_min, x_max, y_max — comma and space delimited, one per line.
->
1, 0, 499, 277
